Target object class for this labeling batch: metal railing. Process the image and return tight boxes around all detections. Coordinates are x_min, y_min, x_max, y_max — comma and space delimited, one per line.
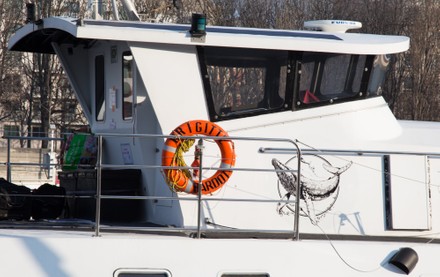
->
0, 133, 304, 239
93, 133, 302, 239
2, 132, 440, 241
2, 135, 64, 183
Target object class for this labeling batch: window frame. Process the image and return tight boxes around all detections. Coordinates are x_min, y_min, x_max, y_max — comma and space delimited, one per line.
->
113, 268, 171, 277
221, 273, 270, 277
198, 46, 293, 122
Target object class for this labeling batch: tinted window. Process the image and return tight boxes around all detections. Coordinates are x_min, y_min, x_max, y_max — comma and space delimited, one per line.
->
297, 53, 371, 106
95, 55, 105, 121
200, 47, 290, 121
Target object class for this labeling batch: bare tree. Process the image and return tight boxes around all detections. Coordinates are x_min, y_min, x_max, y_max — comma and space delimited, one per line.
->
0, 1, 27, 144
273, 0, 308, 30
134, 0, 181, 22
0, 0, 87, 148
357, 0, 440, 121
402, 0, 440, 120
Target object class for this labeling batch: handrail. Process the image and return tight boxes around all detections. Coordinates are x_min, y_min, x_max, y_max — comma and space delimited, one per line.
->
2, 135, 64, 141
259, 147, 440, 157
93, 132, 302, 240
3, 135, 63, 183
94, 135, 103, 237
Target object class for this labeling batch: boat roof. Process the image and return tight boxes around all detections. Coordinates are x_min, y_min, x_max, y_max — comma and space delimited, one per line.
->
9, 16, 409, 55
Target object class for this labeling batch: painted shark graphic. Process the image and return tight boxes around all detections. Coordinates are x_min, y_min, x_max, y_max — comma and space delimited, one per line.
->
272, 156, 352, 223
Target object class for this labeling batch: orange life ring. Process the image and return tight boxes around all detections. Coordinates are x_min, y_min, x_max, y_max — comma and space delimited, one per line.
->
161, 120, 235, 195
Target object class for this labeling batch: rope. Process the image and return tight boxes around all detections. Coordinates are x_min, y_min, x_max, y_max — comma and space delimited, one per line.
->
311, 219, 382, 273
166, 138, 195, 192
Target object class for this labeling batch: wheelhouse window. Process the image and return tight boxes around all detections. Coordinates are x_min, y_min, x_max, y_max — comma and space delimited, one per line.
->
296, 53, 372, 107
95, 55, 105, 121
199, 47, 290, 121
122, 51, 133, 120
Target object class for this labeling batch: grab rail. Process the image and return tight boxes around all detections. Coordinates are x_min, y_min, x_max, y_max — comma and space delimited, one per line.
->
93, 133, 303, 240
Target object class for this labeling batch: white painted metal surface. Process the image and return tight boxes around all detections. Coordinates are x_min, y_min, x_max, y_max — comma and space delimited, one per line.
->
0, 228, 439, 277
388, 155, 430, 230
9, 17, 409, 54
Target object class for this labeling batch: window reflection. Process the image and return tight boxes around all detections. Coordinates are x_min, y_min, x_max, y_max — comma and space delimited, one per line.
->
123, 51, 133, 120
95, 55, 105, 121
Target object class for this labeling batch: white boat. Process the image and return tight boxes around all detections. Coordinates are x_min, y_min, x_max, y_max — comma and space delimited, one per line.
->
3, 3, 440, 276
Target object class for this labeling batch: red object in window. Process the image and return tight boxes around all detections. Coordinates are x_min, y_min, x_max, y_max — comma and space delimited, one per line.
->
303, 89, 319, 104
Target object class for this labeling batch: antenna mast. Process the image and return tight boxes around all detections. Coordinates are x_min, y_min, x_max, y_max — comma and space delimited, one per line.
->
87, 0, 140, 21
120, 0, 140, 21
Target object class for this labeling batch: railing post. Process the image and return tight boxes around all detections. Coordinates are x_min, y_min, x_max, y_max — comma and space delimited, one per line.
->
94, 135, 103, 237
6, 137, 11, 182
293, 141, 302, 241
196, 138, 204, 239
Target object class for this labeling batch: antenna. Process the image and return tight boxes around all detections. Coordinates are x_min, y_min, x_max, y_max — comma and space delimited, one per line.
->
26, 3, 36, 23
120, 0, 140, 21
304, 20, 362, 33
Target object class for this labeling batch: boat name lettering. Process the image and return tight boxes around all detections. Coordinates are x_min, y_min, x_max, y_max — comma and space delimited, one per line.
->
172, 121, 225, 137
195, 170, 231, 192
